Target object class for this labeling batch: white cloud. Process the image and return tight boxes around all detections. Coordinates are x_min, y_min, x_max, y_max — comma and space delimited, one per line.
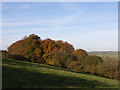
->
2, 3, 88, 29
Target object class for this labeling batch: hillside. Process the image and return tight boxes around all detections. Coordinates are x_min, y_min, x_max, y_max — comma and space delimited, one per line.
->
2, 58, 118, 88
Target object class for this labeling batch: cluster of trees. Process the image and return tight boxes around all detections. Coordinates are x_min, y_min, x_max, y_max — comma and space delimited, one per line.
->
4, 34, 119, 80
8, 34, 74, 64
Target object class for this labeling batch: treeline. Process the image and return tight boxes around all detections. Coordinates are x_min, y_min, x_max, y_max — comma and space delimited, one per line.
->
2, 34, 119, 80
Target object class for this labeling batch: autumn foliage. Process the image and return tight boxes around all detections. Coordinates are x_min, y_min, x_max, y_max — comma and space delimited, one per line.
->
5, 34, 118, 80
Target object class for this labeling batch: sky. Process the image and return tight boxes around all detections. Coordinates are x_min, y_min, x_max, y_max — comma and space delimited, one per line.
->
1, 2, 118, 51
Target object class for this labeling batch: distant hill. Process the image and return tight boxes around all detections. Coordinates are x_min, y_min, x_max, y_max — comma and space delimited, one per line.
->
88, 51, 118, 60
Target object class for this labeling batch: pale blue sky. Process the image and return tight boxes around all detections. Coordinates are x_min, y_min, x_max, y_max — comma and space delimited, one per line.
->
2, 2, 118, 51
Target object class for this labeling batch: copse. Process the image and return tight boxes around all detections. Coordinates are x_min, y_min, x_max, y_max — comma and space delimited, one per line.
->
8, 34, 74, 65
7, 34, 102, 68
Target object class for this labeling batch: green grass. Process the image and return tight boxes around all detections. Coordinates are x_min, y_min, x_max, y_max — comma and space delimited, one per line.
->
2, 58, 119, 88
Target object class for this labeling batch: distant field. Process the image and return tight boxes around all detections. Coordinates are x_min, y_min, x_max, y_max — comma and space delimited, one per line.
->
88, 51, 118, 60
2, 58, 119, 88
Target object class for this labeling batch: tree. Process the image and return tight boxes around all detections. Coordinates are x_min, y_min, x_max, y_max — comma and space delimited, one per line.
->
62, 42, 74, 54
72, 49, 88, 62
24, 34, 43, 63
83, 56, 103, 66
54, 50, 70, 68
41, 38, 55, 64
8, 40, 26, 56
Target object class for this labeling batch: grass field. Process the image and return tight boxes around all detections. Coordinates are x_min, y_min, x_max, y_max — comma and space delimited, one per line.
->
2, 58, 119, 88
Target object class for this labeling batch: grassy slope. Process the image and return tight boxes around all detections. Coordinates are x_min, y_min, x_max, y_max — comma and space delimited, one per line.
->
2, 59, 119, 88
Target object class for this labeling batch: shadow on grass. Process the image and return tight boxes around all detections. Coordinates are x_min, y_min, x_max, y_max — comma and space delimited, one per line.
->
2, 65, 115, 88
2, 59, 116, 80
